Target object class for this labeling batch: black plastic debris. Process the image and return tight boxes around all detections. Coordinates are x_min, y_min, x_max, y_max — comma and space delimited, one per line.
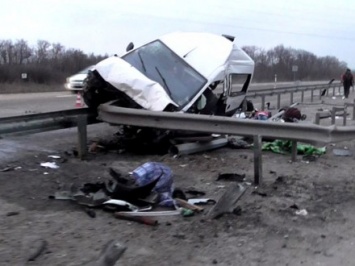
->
251, 190, 267, 197
233, 206, 242, 216
217, 173, 246, 182
302, 155, 317, 162
85, 208, 96, 218
172, 188, 187, 200
289, 204, 299, 210
274, 176, 285, 183
6, 211, 19, 216
185, 189, 206, 197
227, 137, 251, 149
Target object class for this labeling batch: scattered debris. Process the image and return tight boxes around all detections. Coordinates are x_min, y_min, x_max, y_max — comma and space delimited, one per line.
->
170, 138, 228, 156
185, 190, 206, 197
274, 176, 285, 183
227, 137, 251, 149
175, 198, 204, 212
289, 204, 299, 210
40, 162, 59, 169
74, 190, 109, 207
187, 199, 216, 205
251, 190, 267, 197
172, 233, 186, 239
207, 183, 248, 219
333, 148, 353, 157
295, 209, 308, 216
180, 208, 195, 217
0, 166, 15, 172
232, 206, 242, 216
26, 239, 47, 262
48, 155, 61, 159
262, 140, 326, 156
114, 213, 158, 226
217, 173, 246, 182
172, 188, 187, 201
103, 199, 152, 212
85, 208, 96, 218
302, 155, 318, 162
115, 210, 181, 217
6, 211, 19, 216
84, 240, 126, 266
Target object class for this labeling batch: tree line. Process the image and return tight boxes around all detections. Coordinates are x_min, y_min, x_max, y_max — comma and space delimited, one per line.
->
241, 45, 347, 82
0, 38, 349, 84
0, 39, 106, 84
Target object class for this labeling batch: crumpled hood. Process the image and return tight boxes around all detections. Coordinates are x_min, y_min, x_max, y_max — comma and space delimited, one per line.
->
94, 56, 177, 111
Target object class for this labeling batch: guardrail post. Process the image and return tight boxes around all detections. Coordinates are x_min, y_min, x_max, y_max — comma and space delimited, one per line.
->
261, 95, 265, 110
319, 88, 322, 100
77, 115, 88, 160
290, 92, 294, 105
311, 89, 314, 102
331, 107, 336, 125
332, 86, 335, 96
301, 90, 304, 103
291, 141, 297, 162
277, 93, 281, 109
343, 106, 347, 126
253, 135, 262, 186
315, 113, 321, 125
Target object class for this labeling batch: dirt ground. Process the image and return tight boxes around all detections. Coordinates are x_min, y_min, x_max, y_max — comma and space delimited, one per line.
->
1, 93, 355, 266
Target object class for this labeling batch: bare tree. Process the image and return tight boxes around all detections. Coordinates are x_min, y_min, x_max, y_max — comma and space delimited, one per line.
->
13, 39, 32, 64
35, 40, 51, 63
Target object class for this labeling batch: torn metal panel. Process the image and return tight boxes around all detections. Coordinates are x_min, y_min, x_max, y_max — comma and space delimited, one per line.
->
95, 56, 177, 111
170, 138, 228, 155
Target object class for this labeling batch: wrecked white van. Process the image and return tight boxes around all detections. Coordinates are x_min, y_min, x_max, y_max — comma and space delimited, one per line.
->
83, 32, 254, 117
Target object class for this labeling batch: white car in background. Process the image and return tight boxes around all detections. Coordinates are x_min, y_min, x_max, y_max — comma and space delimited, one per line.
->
64, 65, 95, 93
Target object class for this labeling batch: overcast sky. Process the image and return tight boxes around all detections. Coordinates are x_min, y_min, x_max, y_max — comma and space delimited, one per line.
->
1, 0, 355, 69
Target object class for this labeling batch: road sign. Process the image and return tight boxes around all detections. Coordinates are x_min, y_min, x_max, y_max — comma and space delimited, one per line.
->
292, 65, 298, 72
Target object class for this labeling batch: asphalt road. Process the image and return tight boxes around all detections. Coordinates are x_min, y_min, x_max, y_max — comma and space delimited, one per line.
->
0, 91, 79, 118
0, 81, 330, 118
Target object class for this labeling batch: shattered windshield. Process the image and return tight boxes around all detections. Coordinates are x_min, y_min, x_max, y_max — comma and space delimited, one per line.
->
122, 40, 207, 108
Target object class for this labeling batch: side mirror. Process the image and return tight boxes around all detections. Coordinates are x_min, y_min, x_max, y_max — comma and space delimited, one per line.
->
222, 34, 235, 42
126, 42, 134, 52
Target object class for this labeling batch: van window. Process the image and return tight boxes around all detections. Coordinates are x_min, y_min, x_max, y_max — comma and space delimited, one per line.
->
122, 40, 206, 108
228, 74, 251, 96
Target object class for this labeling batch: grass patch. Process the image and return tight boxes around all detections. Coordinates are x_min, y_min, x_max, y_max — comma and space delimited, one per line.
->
0, 82, 64, 94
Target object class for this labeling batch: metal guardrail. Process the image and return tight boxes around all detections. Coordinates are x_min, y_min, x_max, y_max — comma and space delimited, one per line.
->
249, 82, 341, 94
98, 104, 355, 144
98, 103, 355, 185
248, 82, 343, 110
0, 108, 97, 136
0, 82, 349, 185
0, 108, 99, 159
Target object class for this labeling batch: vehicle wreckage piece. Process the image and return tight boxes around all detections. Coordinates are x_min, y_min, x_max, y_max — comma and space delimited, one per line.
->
169, 138, 228, 155
84, 31, 254, 117
114, 212, 158, 226
103, 199, 152, 212
84, 240, 126, 266
207, 183, 248, 219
